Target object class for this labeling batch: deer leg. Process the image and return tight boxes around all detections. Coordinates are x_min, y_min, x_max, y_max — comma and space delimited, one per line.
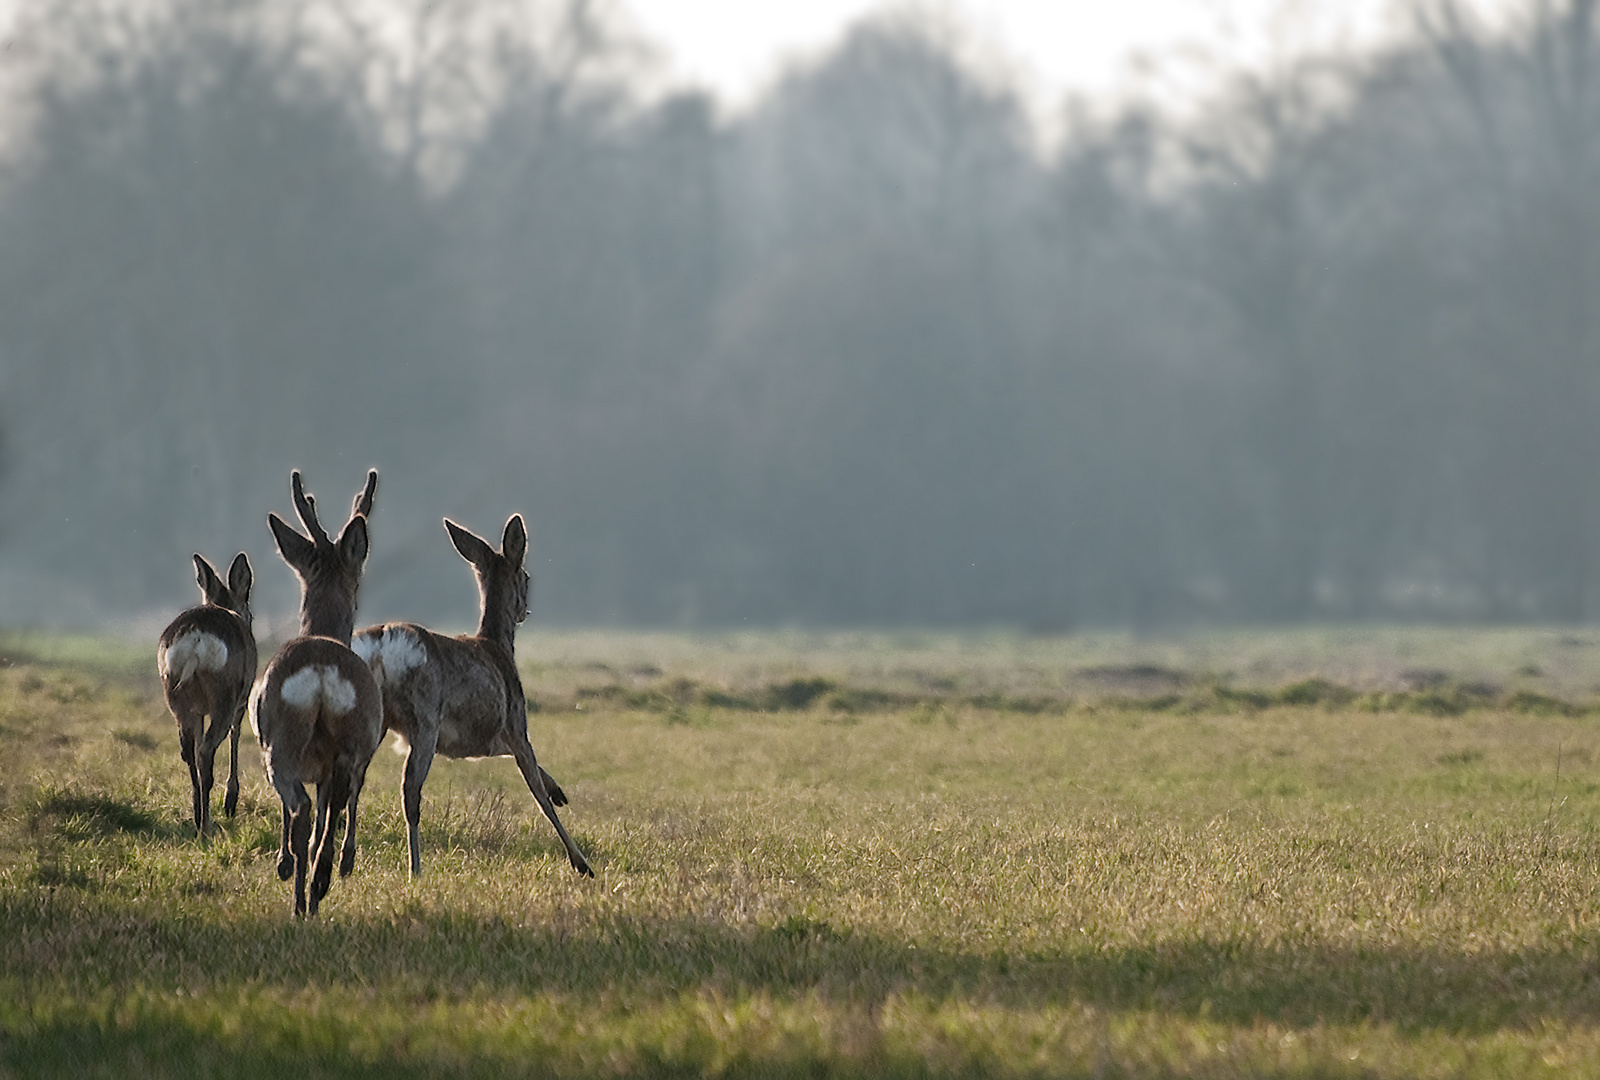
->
197, 710, 233, 835
273, 780, 312, 917
310, 771, 351, 914
196, 742, 216, 837
277, 803, 294, 880
540, 767, 567, 807
178, 724, 204, 836
402, 733, 439, 879
509, 737, 592, 878
339, 762, 366, 879
311, 785, 329, 869
223, 700, 243, 818
290, 801, 312, 917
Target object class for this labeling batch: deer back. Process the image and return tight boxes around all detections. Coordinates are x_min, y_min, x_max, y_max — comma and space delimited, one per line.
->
354, 624, 516, 757
252, 635, 383, 782
158, 553, 257, 715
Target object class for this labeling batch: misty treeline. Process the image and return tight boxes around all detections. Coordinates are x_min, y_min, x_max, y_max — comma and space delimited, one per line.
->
0, 0, 1596, 630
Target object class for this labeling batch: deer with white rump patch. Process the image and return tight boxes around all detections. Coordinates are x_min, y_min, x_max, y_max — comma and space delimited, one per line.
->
157, 552, 256, 836
354, 514, 593, 879
249, 470, 383, 916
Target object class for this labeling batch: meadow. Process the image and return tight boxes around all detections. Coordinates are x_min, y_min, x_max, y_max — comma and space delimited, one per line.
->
3, 626, 1600, 1076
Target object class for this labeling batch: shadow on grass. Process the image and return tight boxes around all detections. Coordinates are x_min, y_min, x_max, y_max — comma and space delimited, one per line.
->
2, 893, 1598, 1038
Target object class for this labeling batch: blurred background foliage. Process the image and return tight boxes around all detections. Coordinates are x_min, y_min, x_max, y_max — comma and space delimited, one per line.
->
0, 0, 1596, 632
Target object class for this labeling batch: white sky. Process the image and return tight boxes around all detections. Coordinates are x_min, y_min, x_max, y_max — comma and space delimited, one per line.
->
621, 0, 1509, 114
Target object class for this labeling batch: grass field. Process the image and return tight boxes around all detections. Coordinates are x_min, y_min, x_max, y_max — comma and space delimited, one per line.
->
4, 626, 1600, 1077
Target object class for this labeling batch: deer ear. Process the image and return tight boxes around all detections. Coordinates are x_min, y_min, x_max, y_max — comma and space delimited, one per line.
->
194, 554, 223, 602
501, 515, 527, 568
445, 519, 493, 569
228, 552, 253, 604
268, 513, 315, 570
338, 515, 369, 566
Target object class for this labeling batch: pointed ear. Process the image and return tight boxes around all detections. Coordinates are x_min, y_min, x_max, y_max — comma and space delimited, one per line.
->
445, 519, 494, 569
227, 552, 253, 604
268, 513, 316, 570
338, 515, 369, 566
351, 470, 378, 520
194, 554, 223, 602
501, 515, 527, 568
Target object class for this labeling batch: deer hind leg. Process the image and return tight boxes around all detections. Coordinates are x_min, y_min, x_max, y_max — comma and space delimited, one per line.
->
197, 706, 235, 835
309, 770, 352, 915
277, 803, 294, 880
509, 737, 592, 878
178, 721, 205, 836
273, 780, 313, 916
540, 767, 567, 807
340, 757, 371, 879
196, 742, 215, 836
402, 733, 439, 879
223, 698, 244, 818
290, 801, 312, 916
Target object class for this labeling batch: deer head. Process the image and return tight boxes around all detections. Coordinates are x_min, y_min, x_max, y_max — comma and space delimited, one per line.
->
445, 514, 530, 643
268, 470, 378, 643
193, 552, 253, 630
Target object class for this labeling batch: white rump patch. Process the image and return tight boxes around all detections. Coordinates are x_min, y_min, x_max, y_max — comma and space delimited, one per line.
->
279, 665, 359, 715
352, 626, 428, 684
160, 630, 229, 683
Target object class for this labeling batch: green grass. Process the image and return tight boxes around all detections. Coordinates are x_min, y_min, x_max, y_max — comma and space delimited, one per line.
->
4, 628, 1600, 1076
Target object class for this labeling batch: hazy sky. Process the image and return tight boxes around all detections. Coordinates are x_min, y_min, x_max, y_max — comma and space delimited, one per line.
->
621, 0, 1427, 111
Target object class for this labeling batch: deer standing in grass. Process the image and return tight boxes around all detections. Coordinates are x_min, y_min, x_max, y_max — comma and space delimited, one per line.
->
157, 552, 256, 836
354, 514, 593, 879
249, 470, 383, 916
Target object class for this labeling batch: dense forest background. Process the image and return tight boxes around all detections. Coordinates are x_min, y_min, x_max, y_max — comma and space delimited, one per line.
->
0, 0, 1596, 632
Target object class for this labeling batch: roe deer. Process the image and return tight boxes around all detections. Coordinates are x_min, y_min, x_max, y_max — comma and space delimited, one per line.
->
157, 552, 256, 836
249, 470, 383, 916
354, 514, 593, 879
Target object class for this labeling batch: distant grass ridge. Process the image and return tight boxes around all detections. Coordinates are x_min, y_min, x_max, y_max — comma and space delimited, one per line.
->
560, 670, 1600, 719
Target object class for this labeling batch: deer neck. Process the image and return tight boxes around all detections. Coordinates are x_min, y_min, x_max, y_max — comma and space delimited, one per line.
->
300, 590, 357, 644
475, 603, 517, 653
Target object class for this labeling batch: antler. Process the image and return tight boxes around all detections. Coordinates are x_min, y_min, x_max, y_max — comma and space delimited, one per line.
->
291, 470, 332, 547
351, 470, 378, 520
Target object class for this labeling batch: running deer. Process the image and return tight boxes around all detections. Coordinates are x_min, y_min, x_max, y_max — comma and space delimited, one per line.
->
354, 515, 593, 879
249, 470, 383, 916
156, 552, 256, 836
